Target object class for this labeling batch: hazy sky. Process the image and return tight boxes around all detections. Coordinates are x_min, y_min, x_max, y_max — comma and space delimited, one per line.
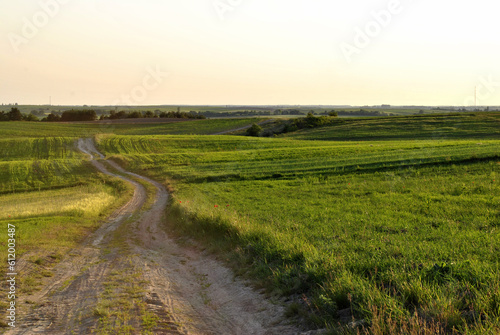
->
1, 0, 499, 106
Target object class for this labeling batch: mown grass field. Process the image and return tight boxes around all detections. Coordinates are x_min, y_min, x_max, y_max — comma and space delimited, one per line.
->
97, 114, 500, 333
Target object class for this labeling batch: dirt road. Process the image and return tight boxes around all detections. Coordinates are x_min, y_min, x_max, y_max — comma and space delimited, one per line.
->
6, 138, 302, 334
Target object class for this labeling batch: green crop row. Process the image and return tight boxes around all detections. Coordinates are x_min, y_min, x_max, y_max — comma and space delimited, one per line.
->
0, 118, 260, 138
0, 137, 79, 161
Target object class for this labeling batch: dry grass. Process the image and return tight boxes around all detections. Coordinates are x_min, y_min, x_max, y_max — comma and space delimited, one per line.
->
0, 184, 117, 219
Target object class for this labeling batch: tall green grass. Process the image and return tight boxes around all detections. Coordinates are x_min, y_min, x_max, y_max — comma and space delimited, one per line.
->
0, 138, 96, 193
97, 134, 500, 333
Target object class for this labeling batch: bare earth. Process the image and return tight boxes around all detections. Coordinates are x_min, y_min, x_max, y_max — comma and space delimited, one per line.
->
5, 138, 303, 335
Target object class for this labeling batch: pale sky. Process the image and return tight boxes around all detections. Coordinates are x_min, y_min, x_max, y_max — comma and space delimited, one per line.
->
1, 0, 499, 106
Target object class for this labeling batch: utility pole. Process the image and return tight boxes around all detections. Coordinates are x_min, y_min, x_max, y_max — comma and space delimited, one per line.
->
475, 86, 477, 107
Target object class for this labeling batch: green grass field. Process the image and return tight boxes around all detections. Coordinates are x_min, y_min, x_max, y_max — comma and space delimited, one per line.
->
1, 113, 499, 333
0, 137, 131, 298
0, 118, 260, 138
97, 122, 500, 333
0, 118, 258, 288
283, 113, 500, 141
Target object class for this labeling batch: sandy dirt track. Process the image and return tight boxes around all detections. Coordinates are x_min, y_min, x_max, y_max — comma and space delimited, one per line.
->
4, 138, 304, 334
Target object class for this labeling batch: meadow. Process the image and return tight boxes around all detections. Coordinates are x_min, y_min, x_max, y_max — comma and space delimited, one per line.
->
97, 124, 500, 333
1, 113, 499, 333
283, 112, 500, 141
0, 118, 260, 138
0, 118, 258, 293
0, 137, 131, 301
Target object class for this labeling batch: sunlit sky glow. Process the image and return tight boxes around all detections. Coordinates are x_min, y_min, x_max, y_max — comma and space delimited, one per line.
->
1, 0, 499, 106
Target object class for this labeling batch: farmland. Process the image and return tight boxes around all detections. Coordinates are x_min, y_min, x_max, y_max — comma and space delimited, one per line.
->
0, 137, 130, 299
0, 118, 261, 138
283, 113, 500, 141
1, 113, 499, 333
0, 117, 260, 277
96, 115, 500, 333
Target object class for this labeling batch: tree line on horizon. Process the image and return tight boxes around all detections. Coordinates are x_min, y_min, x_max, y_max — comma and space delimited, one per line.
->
0, 108, 207, 122
101, 110, 206, 120
0, 108, 39, 121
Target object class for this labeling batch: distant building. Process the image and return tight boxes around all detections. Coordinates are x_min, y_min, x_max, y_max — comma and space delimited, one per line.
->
381, 104, 391, 108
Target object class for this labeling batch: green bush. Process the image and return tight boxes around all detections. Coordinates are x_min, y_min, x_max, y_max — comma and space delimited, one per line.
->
246, 123, 262, 137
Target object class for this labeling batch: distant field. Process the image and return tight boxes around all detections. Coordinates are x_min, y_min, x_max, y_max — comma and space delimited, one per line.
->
0, 118, 260, 138
283, 112, 500, 141
10, 104, 491, 116
1, 114, 499, 332
98, 133, 500, 333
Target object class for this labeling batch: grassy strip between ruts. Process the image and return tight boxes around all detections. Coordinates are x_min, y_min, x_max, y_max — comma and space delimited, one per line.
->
90, 178, 180, 335
97, 134, 500, 334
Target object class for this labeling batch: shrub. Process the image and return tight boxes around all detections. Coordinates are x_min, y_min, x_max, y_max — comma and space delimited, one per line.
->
246, 123, 262, 137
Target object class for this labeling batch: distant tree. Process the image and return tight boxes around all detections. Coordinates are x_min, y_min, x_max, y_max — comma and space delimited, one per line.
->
128, 111, 142, 118
246, 123, 262, 137
31, 110, 45, 117
23, 114, 39, 121
143, 111, 154, 118
61, 109, 97, 122
117, 111, 127, 119
45, 113, 61, 122
328, 111, 338, 117
109, 111, 127, 119
8, 108, 23, 121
